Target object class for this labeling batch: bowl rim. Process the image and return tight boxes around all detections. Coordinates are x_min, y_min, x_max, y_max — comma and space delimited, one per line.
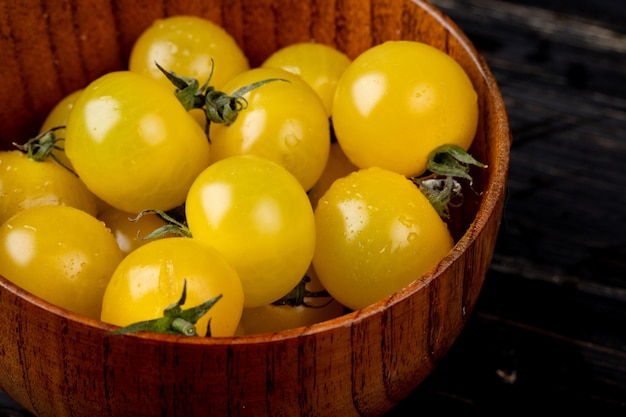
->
0, 0, 511, 346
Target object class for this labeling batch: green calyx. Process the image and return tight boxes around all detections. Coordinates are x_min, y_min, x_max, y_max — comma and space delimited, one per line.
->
13, 127, 75, 175
131, 208, 192, 239
272, 275, 333, 308
108, 280, 222, 337
155, 60, 287, 137
413, 144, 487, 219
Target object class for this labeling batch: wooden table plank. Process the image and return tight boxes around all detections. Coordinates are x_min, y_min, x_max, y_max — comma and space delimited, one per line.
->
388, 0, 626, 414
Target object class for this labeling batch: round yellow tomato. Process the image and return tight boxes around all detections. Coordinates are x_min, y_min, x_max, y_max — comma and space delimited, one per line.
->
185, 155, 316, 308
64, 71, 210, 213
0, 205, 124, 319
332, 40, 478, 177
129, 15, 249, 90
208, 67, 330, 191
101, 237, 244, 337
312, 167, 454, 311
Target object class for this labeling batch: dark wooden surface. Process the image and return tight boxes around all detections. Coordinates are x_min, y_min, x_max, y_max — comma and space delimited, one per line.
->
390, 0, 626, 414
1, 0, 625, 415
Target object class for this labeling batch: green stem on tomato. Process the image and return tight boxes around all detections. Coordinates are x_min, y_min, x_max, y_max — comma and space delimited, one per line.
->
13, 127, 76, 175
155, 60, 288, 139
412, 144, 487, 219
130, 208, 192, 239
272, 275, 333, 308
107, 280, 222, 337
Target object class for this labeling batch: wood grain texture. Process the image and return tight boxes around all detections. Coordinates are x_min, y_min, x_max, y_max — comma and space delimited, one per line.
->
0, 1, 510, 415
389, 1, 626, 414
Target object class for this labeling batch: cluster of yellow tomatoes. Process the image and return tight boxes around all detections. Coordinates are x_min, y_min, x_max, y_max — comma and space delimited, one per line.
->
0, 15, 480, 337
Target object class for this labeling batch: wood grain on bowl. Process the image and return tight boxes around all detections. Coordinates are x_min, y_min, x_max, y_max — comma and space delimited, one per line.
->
0, 0, 510, 416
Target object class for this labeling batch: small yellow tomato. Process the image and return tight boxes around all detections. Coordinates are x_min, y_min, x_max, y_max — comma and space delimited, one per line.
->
236, 267, 346, 335
208, 68, 330, 191
332, 40, 479, 177
185, 155, 316, 308
313, 167, 454, 311
237, 300, 346, 335
101, 237, 244, 337
64, 71, 210, 213
129, 15, 249, 90
0, 205, 124, 319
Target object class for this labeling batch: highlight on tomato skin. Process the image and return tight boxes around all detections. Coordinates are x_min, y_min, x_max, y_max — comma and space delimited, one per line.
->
208, 67, 331, 192
312, 167, 454, 311
128, 15, 250, 91
185, 155, 317, 309
0, 205, 124, 320
332, 40, 479, 178
63, 70, 211, 214
100, 237, 244, 338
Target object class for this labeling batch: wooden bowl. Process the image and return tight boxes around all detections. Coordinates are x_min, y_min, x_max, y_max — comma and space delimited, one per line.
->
0, 0, 511, 416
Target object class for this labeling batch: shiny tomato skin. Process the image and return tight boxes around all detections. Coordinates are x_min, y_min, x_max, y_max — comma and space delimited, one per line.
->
129, 15, 249, 90
261, 42, 351, 116
100, 237, 244, 337
312, 167, 454, 311
208, 67, 330, 191
185, 155, 316, 308
0, 150, 98, 225
64, 71, 210, 213
0, 205, 124, 319
332, 40, 478, 177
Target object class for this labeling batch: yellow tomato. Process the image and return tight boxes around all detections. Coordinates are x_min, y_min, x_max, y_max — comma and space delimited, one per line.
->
0, 205, 124, 319
101, 237, 244, 337
313, 167, 454, 310
236, 267, 346, 335
332, 40, 478, 177
208, 68, 330, 191
64, 71, 210, 213
185, 155, 316, 308
129, 15, 249, 90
